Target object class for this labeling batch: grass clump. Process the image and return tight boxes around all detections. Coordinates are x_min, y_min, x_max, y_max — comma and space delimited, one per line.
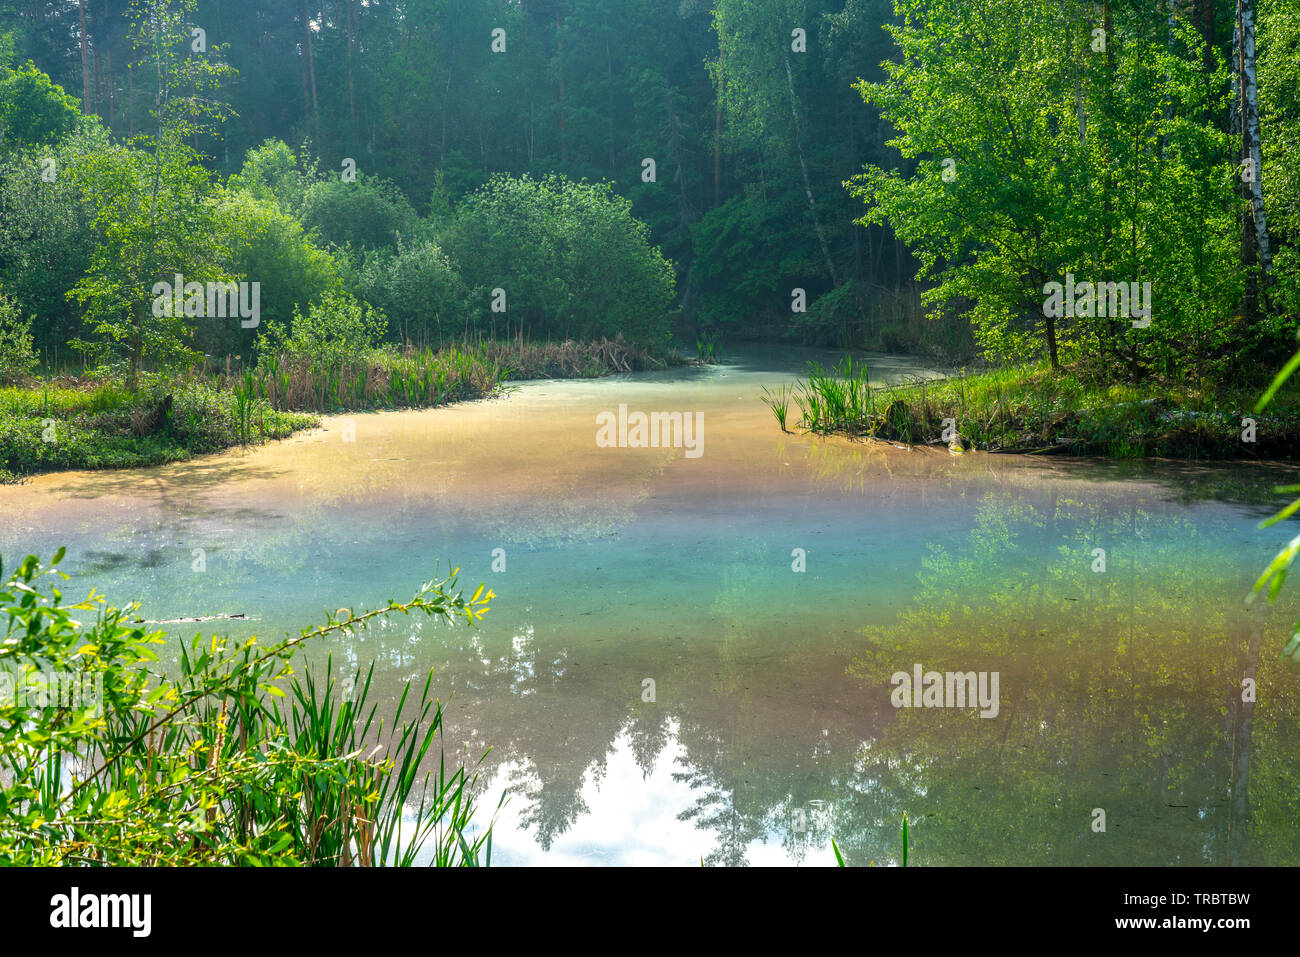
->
0, 549, 497, 866
0, 374, 315, 481
771, 359, 1300, 459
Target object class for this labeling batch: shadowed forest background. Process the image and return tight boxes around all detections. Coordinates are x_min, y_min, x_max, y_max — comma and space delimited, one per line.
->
3, 0, 1297, 373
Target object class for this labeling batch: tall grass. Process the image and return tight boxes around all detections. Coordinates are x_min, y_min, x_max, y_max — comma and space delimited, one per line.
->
239, 336, 667, 414
760, 384, 794, 432
242, 345, 496, 413
272, 658, 495, 866
766, 358, 1300, 458
1, 550, 498, 866
831, 814, 910, 867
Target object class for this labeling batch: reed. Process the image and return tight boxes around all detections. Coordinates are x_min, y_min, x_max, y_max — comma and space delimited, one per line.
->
768, 358, 1300, 458
1, 550, 498, 866
760, 383, 794, 433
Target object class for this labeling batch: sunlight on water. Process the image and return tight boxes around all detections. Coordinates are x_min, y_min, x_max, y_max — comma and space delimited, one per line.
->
3, 346, 1298, 865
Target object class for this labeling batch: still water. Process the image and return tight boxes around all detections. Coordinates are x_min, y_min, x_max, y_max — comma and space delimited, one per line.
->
2, 346, 1298, 865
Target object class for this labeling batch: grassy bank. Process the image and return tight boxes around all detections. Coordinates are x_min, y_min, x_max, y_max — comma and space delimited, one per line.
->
0, 376, 316, 482
1, 337, 674, 482
764, 359, 1300, 459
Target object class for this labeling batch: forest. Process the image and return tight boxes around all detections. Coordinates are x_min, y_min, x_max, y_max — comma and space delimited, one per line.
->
1, 0, 1298, 469
2, 0, 1299, 877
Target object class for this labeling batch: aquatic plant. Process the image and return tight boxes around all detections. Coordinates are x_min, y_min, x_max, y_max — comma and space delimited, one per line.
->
774, 357, 1300, 458
0, 549, 497, 866
760, 383, 794, 433
791, 356, 874, 435
832, 814, 909, 867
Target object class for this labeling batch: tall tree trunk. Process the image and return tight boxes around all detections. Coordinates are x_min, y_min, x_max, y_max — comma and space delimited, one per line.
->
104, 0, 114, 132
1236, 0, 1271, 322
606, 38, 616, 173
556, 11, 566, 165
78, 0, 91, 114
301, 0, 318, 139
1196, 0, 1215, 70
783, 53, 838, 286
93, 34, 103, 119
345, 0, 357, 134
300, 9, 312, 135
441, 50, 453, 167
713, 42, 723, 208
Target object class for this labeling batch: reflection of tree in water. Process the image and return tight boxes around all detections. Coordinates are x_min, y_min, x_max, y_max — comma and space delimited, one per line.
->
101, 464, 1299, 864
834, 492, 1300, 865
674, 755, 769, 867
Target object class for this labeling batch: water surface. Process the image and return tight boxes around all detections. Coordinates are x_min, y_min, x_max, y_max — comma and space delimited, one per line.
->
3, 346, 1298, 866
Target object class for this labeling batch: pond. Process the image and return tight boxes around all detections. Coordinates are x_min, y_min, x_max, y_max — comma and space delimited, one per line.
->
3, 345, 1298, 865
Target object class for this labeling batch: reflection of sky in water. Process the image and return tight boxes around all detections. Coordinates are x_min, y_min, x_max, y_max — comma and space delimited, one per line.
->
447, 725, 834, 867
2, 345, 1299, 865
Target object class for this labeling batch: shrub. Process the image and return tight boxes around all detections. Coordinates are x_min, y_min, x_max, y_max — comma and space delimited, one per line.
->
299, 175, 419, 251
261, 291, 389, 363
0, 125, 106, 362
442, 173, 676, 346
227, 138, 319, 213
0, 549, 495, 865
353, 239, 469, 346
0, 291, 37, 383
211, 190, 344, 356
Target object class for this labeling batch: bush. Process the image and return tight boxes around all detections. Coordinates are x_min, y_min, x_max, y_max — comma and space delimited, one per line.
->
299, 175, 419, 251
0, 549, 495, 865
211, 190, 344, 356
0, 292, 37, 383
227, 138, 319, 213
259, 291, 388, 364
442, 173, 676, 346
0, 125, 106, 362
353, 239, 469, 346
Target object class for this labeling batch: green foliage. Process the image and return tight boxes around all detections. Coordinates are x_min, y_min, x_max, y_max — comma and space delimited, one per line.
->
213, 189, 343, 356
227, 139, 320, 213
849, 0, 1244, 378
66, 134, 229, 375
260, 291, 388, 362
352, 239, 470, 347
443, 173, 676, 345
0, 289, 36, 383
777, 358, 1300, 457
1252, 342, 1300, 659
692, 190, 815, 331
0, 375, 315, 478
65, 0, 235, 378
299, 175, 420, 252
1262, 0, 1300, 329
0, 549, 496, 865
0, 124, 106, 362
0, 60, 81, 150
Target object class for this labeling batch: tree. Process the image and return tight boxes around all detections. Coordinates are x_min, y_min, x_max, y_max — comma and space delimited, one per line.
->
1235, 0, 1272, 322
66, 0, 233, 378
0, 124, 106, 362
443, 173, 676, 344
0, 60, 82, 150
848, 0, 1239, 376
